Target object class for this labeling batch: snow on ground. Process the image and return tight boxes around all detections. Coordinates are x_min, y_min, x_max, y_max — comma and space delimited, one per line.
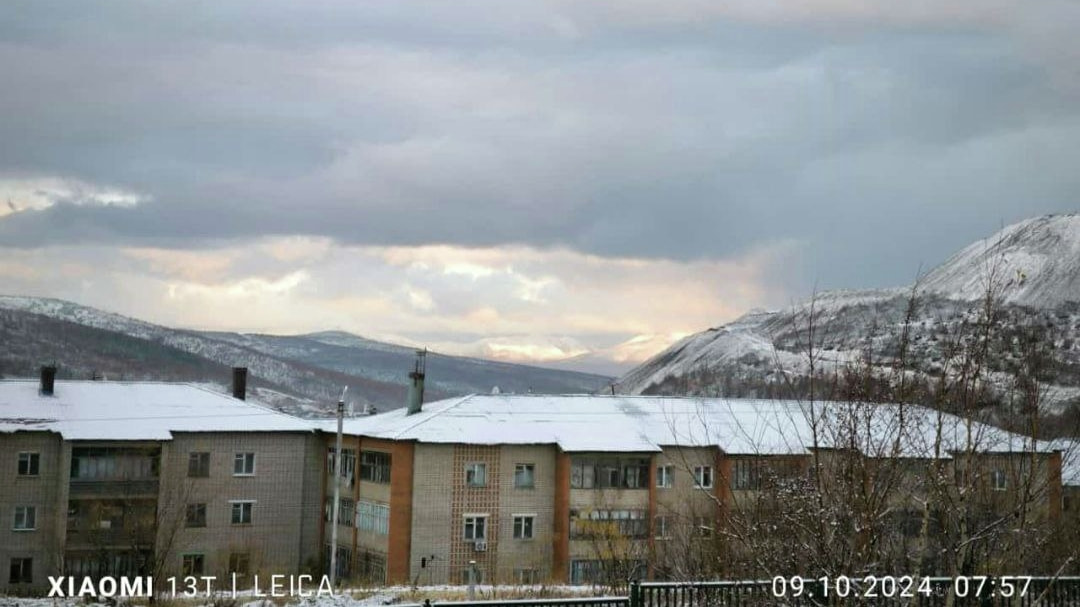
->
1, 585, 604, 607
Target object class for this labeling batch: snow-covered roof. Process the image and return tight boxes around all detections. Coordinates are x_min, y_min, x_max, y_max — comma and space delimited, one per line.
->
0, 380, 316, 440
1047, 439, 1080, 487
324, 394, 1047, 457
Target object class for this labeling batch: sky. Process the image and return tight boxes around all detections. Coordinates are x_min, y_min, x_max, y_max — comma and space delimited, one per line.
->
1, 1, 1078, 375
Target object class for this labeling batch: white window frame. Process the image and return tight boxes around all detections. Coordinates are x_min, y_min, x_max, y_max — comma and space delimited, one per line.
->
463, 514, 488, 541
17, 452, 40, 477
230, 500, 255, 525
465, 463, 487, 487
514, 463, 535, 489
13, 506, 36, 531
233, 452, 256, 476
694, 516, 714, 538
512, 514, 535, 540
991, 469, 1007, 491
694, 465, 713, 489
188, 452, 210, 478
656, 465, 672, 488
356, 500, 390, 535
655, 515, 671, 539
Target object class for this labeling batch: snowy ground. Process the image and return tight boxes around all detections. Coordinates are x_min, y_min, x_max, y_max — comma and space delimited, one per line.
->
1, 584, 606, 607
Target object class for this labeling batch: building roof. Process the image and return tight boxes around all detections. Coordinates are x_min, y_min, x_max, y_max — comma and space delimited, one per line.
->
327, 393, 1049, 457
0, 380, 316, 440
1048, 439, 1080, 487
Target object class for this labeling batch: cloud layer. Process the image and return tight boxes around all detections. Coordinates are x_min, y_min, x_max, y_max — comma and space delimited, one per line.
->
1, 1, 1077, 369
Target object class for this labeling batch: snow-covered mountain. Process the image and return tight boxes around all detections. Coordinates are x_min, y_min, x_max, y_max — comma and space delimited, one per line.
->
920, 214, 1080, 307
617, 214, 1080, 415
0, 297, 612, 415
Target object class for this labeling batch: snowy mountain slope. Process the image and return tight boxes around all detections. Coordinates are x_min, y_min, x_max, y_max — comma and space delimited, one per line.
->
616, 215, 1080, 414
0, 297, 611, 414
921, 214, 1080, 307
204, 331, 612, 397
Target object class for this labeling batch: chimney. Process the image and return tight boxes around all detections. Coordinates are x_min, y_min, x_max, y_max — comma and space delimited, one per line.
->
232, 367, 248, 400
405, 349, 426, 415
40, 365, 57, 396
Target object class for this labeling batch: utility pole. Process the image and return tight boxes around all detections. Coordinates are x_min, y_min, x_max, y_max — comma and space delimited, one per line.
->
329, 386, 348, 588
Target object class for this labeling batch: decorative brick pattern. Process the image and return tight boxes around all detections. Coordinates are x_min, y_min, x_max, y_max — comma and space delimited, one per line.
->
450, 445, 501, 581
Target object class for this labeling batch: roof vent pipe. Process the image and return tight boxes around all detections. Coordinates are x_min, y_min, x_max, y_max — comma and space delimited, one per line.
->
40, 365, 57, 396
232, 367, 248, 400
405, 349, 426, 415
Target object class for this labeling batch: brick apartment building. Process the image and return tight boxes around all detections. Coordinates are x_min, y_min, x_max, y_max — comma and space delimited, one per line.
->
319, 393, 1066, 586
0, 368, 323, 595
2, 368, 1070, 593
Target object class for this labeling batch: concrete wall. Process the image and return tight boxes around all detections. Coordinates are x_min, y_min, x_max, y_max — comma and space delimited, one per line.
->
157, 432, 321, 582
0, 431, 67, 594
407, 443, 560, 584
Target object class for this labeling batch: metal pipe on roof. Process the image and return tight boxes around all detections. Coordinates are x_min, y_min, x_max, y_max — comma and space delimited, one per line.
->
39, 365, 57, 396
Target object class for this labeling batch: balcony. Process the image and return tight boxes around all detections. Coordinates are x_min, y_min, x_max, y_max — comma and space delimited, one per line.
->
65, 526, 156, 550
69, 479, 160, 498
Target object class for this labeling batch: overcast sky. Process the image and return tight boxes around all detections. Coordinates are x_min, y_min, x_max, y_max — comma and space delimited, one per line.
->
1, 1, 1077, 373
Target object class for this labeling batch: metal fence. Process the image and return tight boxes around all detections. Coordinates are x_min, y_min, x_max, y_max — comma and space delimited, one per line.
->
630, 578, 1080, 607
417, 598, 630, 607
400, 578, 1080, 607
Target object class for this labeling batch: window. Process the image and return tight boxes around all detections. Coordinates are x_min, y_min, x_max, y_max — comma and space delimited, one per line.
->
513, 515, 535, 539
569, 559, 647, 585
17, 452, 40, 477
233, 453, 255, 476
182, 554, 205, 577
570, 457, 650, 489
463, 515, 487, 541
694, 517, 713, 538
991, 469, 1007, 491
13, 506, 36, 531
733, 460, 760, 490
693, 466, 713, 489
514, 568, 538, 584
185, 503, 207, 528
570, 509, 648, 539
655, 515, 671, 539
356, 500, 389, 534
570, 560, 603, 585
514, 464, 535, 489
656, 465, 672, 488
359, 451, 391, 483
9, 558, 32, 584
229, 553, 250, 576
465, 463, 487, 487
357, 551, 387, 584
325, 544, 352, 580
338, 498, 355, 527
71, 447, 159, 480
230, 501, 254, 525
460, 566, 485, 585
327, 448, 357, 482
188, 452, 210, 478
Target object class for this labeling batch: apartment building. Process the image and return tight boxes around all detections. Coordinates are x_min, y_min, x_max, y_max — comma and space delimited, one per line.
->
3, 366, 1066, 592
0, 368, 323, 595
320, 393, 1065, 586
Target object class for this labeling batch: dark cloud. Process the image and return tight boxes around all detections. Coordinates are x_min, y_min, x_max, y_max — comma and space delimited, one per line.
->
1, 0, 1078, 292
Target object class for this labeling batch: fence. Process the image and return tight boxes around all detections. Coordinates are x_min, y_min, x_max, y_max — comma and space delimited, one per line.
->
417, 598, 630, 607
630, 578, 1080, 606
408, 578, 1080, 607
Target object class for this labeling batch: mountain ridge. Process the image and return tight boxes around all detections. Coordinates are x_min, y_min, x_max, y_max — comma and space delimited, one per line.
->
616, 214, 1080, 416
0, 295, 612, 415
